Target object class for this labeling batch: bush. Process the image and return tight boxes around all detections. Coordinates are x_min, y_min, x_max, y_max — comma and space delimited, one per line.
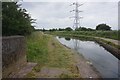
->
96, 24, 111, 31
2, 2, 35, 36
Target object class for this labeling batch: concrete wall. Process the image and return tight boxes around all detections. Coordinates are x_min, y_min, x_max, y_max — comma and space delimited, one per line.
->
2, 36, 27, 78
95, 39, 120, 60
0, 37, 2, 79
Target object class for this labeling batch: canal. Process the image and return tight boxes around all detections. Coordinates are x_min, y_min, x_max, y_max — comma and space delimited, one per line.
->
56, 36, 119, 78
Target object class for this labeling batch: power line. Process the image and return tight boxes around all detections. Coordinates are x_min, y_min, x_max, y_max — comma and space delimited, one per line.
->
70, 2, 83, 30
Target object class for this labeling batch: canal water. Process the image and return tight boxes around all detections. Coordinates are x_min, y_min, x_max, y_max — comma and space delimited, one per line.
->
56, 36, 119, 78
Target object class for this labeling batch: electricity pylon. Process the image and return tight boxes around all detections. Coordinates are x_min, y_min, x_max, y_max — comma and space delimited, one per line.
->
70, 2, 83, 30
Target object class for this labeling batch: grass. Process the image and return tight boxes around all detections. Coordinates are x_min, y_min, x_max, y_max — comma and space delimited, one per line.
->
46, 30, 119, 40
26, 32, 49, 64
25, 31, 80, 78
46, 31, 120, 49
96, 38, 120, 49
59, 73, 80, 78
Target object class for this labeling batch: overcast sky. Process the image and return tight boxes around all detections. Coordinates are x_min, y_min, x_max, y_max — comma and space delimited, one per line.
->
21, 0, 119, 30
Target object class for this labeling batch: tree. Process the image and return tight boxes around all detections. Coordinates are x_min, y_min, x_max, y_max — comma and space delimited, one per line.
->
49, 28, 57, 32
65, 27, 73, 31
81, 27, 87, 31
2, 2, 35, 36
96, 24, 111, 31
75, 27, 95, 31
58, 28, 64, 31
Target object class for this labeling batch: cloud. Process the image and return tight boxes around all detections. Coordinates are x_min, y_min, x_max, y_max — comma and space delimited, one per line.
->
21, 2, 118, 30
81, 2, 118, 29
22, 0, 119, 2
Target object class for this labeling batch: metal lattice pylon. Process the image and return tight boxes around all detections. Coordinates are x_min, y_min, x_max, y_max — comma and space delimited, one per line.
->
70, 2, 83, 30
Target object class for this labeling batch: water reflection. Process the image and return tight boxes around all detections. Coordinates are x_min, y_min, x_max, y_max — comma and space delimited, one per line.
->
65, 37, 71, 41
73, 39, 79, 51
58, 36, 62, 39
56, 36, 119, 78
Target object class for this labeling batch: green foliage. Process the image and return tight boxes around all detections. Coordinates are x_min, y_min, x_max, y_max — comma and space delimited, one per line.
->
75, 27, 95, 31
48, 27, 73, 32
65, 27, 73, 31
2, 2, 35, 36
58, 28, 65, 31
96, 24, 111, 31
25, 32, 80, 78
41, 27, 73, 32
47, 30, 119, 40
26, 32, 48, 63
97, 38, 120, 49
49, 28, 57, 32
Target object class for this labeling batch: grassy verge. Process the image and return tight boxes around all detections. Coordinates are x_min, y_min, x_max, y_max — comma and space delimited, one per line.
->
95, 38, 120, 49
46, 31, 120, 49
46, 30, 119, 40
25, 31, 80, 78
26, 32, 49, 64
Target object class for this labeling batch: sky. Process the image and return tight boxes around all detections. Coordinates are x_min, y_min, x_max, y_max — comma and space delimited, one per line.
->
21, 0, 119, 30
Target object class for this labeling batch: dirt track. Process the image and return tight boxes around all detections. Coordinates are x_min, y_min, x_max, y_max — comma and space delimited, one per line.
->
95, 37, 120, 46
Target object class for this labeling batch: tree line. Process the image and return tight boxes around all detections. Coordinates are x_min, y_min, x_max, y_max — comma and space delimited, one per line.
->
36, 23, 112, 32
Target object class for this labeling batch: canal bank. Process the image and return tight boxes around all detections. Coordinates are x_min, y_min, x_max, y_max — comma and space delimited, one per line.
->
56, 36, 119, 78
23, 32, 102, 78
95, 38, 120, 60
49, 33, 120, 60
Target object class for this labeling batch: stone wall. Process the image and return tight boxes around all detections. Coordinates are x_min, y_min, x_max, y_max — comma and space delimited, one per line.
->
2, 36, 27, 78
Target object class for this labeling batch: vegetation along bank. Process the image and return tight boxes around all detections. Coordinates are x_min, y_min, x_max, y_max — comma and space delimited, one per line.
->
25, 31, 101, 78
45, 31, 120, 60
